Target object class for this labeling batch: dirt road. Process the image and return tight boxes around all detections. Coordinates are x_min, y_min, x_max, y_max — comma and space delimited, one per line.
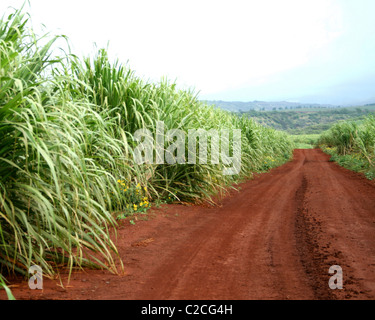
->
2, 149, 375, 300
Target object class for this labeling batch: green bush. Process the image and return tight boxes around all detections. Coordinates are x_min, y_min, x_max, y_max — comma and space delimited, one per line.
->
319, 116, 375, 178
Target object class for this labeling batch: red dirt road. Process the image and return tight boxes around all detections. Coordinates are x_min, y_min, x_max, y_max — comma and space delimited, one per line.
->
2, 149, 375, 300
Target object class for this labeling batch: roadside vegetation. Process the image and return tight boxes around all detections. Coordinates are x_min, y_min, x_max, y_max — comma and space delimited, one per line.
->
0, 7, 294, 297
318, 116, 375, 180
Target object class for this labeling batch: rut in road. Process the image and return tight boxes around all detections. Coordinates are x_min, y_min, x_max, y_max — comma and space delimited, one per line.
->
3, 149, 375, 300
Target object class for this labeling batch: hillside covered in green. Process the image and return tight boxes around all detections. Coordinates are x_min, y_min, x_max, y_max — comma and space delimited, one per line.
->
239, 105, 375, 135
205, 100, 339, 112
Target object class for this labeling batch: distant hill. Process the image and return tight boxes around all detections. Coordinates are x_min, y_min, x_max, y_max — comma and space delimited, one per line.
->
206, 102, 375, 135
203, 100, 339, 112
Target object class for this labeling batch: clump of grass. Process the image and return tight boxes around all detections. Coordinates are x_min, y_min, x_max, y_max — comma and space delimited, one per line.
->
319, 116, 375, 179
0, 8, 123, 283
0, 274, 15, 300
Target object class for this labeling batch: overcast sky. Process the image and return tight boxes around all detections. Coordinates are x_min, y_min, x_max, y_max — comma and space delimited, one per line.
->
1, 0, 375, 105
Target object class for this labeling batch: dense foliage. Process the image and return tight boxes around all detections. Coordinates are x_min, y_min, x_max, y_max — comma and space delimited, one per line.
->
318, 116, 375, 179
0, 7, 294, 294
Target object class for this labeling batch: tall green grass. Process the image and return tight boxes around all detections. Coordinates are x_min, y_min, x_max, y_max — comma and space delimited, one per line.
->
318, 116, 375, 179
0, 9, 124, 282
0, 6, 294, 296
60, 48, 294, 202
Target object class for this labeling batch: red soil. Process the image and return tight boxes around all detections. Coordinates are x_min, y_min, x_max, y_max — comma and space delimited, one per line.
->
2, 149, 375, 300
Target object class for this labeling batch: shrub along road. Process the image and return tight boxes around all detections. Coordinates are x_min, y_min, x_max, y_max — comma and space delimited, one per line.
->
2, 149, 375, 300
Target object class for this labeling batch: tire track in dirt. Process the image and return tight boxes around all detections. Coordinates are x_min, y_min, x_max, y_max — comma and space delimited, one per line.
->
297, 150, 375, 299
135, 149, 313, 300
294, 172, 334, 299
